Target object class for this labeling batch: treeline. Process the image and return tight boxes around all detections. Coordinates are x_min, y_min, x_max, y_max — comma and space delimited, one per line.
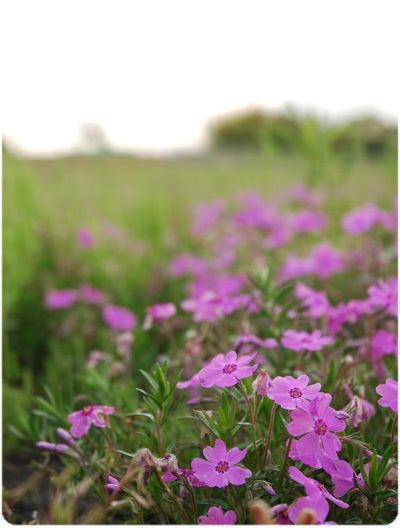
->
208, 108, 397, 157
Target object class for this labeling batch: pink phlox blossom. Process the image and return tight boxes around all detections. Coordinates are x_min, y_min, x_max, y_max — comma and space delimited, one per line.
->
198, 350, 258, 388
189, 273, 245, 298
77, 226, 95, 248
252, 369, 272, 396
191, 438, 251, 487
311, 242, 344, 279
287, 393, 346, 468
278, 254, 314, 282
267, 374, 322, 410
342, 203, 382, 235
281, 329, 333, 352
321, 457, 366, 497
288, 495, 330, 524
45, 289, 78, 309
102, 304, 137, 332
234, 332, 278, 350
143, 303, 176, 330
191, 200, 226, 237
181, 291, 253, 323
67, 405, 115, 438
176, 373, 202, 390
295, 283, 331, 318
290, 209, 327, 233
163, 468, 204, 488
376, 378, 398, 412
79, 284, 107, 304
379, 209, 397, 231
234, 193, 282, 230
289, 184, 321, 208
211, 248, 237, 269
263, 226, 292, 249
198, 506, 237, 525
368, 277, 398, 317
168, 253, 208, 277
104, 475, 120, 491
288, 466, 349, 509
370, 329, 398, 360
56, 427, 77, 447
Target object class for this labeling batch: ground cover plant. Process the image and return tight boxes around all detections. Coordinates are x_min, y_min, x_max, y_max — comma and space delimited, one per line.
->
2, 146, 397, 524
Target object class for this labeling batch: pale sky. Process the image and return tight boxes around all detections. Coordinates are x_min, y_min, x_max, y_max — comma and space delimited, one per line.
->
1, 0, 398, 157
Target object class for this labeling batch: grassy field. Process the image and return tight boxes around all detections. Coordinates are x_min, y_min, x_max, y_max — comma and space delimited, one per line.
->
2, 146, 397, 454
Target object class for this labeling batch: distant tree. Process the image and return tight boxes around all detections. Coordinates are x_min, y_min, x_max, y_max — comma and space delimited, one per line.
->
78, 123, 112, 155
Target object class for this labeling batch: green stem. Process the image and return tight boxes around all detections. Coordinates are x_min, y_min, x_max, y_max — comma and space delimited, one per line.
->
390, 415, 397, 444
277, 435, 293, 490
238, 381, 257, 460
263, 402, 277, 467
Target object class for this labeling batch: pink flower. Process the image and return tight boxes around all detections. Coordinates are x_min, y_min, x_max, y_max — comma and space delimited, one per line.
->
143, 303, 176, 330
102, 304, 137, 332
191, 438, 251, 487
168, 253, 208, 277
198, 506, 237, 525
289, 184, 321, 208
287, 393, 346, 468
342, 204, 382, 235
281, 329, 333, 352
67, 405, 115, 438
290, 209, 327, 233
288, 466, 349, 509
198, 350, 258, 388
368, 277, 398, 317
376, 378, 398, 412
321, 457, 366, 497
79, 284, 107, 304
234, 332, 278, 350
278, 255, 314, 282
311, 242, 344, 279
45, 289, 78, 309
288, 496, 329, 524
294, 283, 330, 319
268, 375, 321, 410
85, 350, 107, 368
370, 330, 398, 360
104, 476, 120, 492
77, 226, 95, 248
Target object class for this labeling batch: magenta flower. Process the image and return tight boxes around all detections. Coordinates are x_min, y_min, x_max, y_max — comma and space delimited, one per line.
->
45, 289, 78, 309
102, 304, 137, 332
294, 283, 330, 319
287, 393, 346, 468
288, 466, 349, 509
104, 475, 120, 492
143, 303, 176, 330
321, 457, 366, 497
191, 438, 251, 487
376, 378, 398, 412
77, 226, 95, 248
268, 375, 321, 410
278, 255, 314, 282
290, 209, 327, 233
79, 284, 107, 304
234, 332, 278, 350
288, 496, 329, 524
198, 350, 258, 388
67, 405, 115, 438
168, 253, 208, 277
342, 203, 382, 235
368, 277, 398, 317
311, 242, 344, 279
281, 329, 333, 352
198, 506, 237, 525
191, 199, 226, 237
289, 184, 321, 208
370, 330, 398, 361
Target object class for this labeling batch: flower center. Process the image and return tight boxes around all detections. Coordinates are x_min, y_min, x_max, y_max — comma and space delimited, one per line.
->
222, 363, 237, 375
314, 418, 328, 435
82, 406, 92, 415
215, 460, 229, 473
289, 387, 303, 399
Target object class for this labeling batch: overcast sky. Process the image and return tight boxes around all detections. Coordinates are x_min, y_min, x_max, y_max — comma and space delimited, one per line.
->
2, 0, 398, 156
